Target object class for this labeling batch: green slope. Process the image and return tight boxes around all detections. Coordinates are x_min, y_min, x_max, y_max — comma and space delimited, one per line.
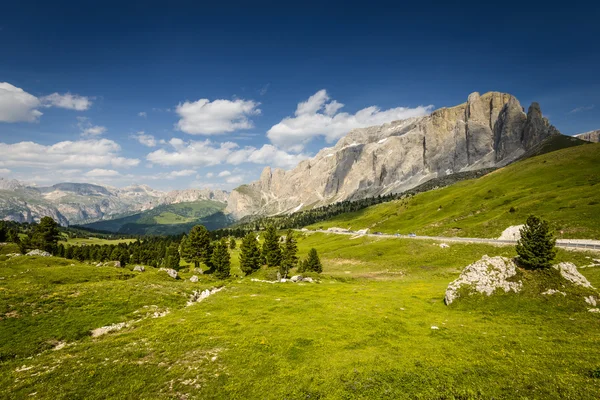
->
81, 200, 231, 235
308, 142, 600, 239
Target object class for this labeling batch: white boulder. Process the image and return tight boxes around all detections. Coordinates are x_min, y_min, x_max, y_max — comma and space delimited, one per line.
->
133, 265, 145, 272
497, 225, 524, 241
553, 262, 594, 289
444, 255, 522, 305
190, 275, 199, 283
26, 250, 51, 257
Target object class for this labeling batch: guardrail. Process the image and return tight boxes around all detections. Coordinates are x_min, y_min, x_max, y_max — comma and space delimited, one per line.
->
306, 230, 600, 250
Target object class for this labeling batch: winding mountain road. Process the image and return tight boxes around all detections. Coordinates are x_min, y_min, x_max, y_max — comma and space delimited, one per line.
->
304, 229, 600, 251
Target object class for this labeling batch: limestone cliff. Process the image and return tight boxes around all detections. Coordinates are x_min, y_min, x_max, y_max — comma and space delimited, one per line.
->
226, 92, 560, 218
575, 130, 600, 143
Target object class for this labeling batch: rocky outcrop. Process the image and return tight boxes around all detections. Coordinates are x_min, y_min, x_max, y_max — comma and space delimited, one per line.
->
575, 129, 600, 143
444, 255, 522, 305
226, 92, 560, 218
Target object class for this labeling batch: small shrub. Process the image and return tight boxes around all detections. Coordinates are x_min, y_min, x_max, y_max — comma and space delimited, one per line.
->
509, 206, 516, 213
589, 368, 600, 379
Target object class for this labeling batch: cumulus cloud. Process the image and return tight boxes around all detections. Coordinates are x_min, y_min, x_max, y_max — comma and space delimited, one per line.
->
0, 168, 11, 175
77, 116, 106, 137
175, 98, 261, 134
0, 82, 43, 122
85, 168, 120, 177
41, 92, 92, 110
138, 111, 147, 117
0, 82, 91, 123
146, 139, 309, 170
132, 132, 157, 147
0, 138, 140, 169
267, 89, 434, 150
206, 172, 214, 178
218, 170, 231, 177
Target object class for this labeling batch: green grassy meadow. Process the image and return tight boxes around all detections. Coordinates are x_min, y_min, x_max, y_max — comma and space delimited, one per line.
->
307, 143, 600, 239
1, 232, 599, 399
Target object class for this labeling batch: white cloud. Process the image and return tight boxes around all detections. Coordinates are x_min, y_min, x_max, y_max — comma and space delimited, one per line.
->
41, 92, 92, 110
167, 169, 196, 178
0, 83, 92, 123
218, 170, 231, 177
138, 111, 147, 117
175, 98, 261, 135
76, 117, 106, 137
146, 139, 309, 170
206, 172, 214, 178
569, 105, 594, 114
226, 175, 244, 184
267, 89, 434, 150
0, 168, 11, 175
132, 132, 157, 147
0, 82, 43, 122
0, 138, 139, 169
85, 168, 120, 177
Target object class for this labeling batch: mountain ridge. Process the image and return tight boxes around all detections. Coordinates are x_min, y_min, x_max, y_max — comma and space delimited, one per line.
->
225, 91, 560, 218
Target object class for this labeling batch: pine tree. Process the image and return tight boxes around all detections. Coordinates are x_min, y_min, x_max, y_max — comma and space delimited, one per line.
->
165, 242, 181, 270
239, 232, 261, 275
229, 237, 236, 250
304, 248, 323, 273
0, 225, 6, 242
211, 238, 231, 279
262, 225, 282, 268
186, 225, 213, 271
30, 216, 61, 253
280, 229, 298, 278
516, 215, 557, 269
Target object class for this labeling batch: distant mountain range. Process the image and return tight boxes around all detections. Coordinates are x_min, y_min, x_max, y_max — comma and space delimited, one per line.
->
0, 179, 229, 227
575, 129, 600, 143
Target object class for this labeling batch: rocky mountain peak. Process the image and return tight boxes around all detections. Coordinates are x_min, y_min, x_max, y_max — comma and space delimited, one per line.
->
226, 91, 562, 219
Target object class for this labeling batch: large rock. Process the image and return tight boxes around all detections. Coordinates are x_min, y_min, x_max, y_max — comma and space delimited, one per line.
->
159, 268, 178, 279
444, 255, 522, 305
133, 265, 145, 272
26, 250, 52, 257
553, 262, 594, 289
226, 92, 560, 218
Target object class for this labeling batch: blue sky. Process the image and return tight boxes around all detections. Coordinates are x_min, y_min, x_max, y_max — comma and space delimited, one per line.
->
1, 1, 598, 190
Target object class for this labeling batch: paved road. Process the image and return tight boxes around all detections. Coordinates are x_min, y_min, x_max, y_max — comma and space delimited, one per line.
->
304, 229, 600, 251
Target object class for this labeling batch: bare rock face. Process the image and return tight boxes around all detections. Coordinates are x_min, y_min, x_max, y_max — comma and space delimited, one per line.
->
226, 92, 560, 218
575, 129, 600, 143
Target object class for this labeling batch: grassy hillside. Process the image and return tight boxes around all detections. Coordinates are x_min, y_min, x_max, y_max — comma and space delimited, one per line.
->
308, 143, 600, 239
81, 200, 231, 235
1, 233, 599, 398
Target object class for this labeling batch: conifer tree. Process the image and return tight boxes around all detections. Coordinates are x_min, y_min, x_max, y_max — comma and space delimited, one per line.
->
229, 237, 236, 250
280, 229, 298, 278
262, 225, 282, 268
30, 216, 61, 253
516, 215, 557, 269
239, 232, 261, 275
211, 238, 231, 279
165, 242, 181, 270
186, 225, 213, 271
304, 248, 323, 273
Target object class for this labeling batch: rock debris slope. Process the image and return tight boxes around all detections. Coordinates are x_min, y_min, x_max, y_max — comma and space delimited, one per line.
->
226, 92, 560, 218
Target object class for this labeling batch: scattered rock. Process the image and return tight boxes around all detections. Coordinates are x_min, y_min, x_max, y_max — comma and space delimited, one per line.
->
96, 262, 103, 267
553, 262, 594, 289
444, 255, 522, 305
190, 275, 199, 283
5, 253, 21, 258
439, 243, 450, 248
431, 326, 439, 330
290, 275, 302, 282
133, 265, 145, 272
303, 277, 314, 283
26, 250, 51, 257
497, 225, 524, 241
589, 308, 600, 313
250, 278, 278, 284
159, 268, 178, 279
585, 296, 597, 307
113, 261, 122, 268
542, 289, 567, 297
91, 322, 128, 338
152, 309, 170, 318
187, 287, 224, 306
